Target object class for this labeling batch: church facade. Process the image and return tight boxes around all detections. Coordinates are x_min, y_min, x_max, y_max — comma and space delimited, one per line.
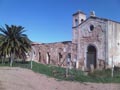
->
27, 10, 120, 71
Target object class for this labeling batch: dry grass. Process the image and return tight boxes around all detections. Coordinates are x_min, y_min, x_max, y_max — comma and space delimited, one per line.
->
0, 67, 120, 90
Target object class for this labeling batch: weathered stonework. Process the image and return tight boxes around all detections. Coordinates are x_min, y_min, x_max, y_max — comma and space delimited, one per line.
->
27, 41, 77, 68
73, 11, 120, 71
27, 10, 120, 71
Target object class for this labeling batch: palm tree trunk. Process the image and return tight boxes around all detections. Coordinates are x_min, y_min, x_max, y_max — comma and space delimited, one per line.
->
10, 55, 13, 67
10, 56, 13, 67
10, 52, 15, 67
2, 56, 4, 64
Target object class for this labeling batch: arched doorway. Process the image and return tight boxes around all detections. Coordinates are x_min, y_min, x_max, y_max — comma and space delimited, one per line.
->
87, 45, 97, 70
58, 53, 62, 64
39, 52, 41, 62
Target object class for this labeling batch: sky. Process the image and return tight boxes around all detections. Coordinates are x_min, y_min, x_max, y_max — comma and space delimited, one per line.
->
0, 0, 120, 43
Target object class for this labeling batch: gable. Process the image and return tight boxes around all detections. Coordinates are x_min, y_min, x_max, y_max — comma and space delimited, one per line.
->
78, 18, 106, 40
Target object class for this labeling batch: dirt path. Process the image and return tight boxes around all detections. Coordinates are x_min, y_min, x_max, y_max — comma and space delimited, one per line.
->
0, 67, 119, 90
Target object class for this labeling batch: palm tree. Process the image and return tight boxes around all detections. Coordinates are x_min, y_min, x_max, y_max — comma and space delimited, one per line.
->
0, 24, 31, 66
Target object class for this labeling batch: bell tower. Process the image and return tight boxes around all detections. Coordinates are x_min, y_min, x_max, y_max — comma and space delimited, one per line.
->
72, 10, 86, 43
72, 10, 86, 27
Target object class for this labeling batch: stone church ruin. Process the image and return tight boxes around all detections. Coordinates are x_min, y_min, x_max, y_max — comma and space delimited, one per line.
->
27, 10, 120, 71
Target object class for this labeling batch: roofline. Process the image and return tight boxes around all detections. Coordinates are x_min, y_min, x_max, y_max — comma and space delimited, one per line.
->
42, 41, 72, 45
72, 16, 120, 28
72, 10, 86, 16
31, 41, 72, 45
91, 16, 120, 24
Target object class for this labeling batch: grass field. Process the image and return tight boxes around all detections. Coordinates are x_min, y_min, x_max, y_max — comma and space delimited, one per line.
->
0, 60, 120, 83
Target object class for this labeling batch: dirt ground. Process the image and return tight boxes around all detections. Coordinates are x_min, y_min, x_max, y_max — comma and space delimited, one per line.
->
0, 67, 119, 90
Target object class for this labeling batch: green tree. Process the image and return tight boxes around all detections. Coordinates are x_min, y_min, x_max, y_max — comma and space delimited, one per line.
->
0, 24, 31, 66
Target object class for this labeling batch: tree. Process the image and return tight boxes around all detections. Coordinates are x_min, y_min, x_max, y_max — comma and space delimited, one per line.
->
0, 24, 31, 66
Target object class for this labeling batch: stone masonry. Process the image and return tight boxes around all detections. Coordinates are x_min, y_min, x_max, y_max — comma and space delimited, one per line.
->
27, 10, 120, 71
27, 41, 77, 68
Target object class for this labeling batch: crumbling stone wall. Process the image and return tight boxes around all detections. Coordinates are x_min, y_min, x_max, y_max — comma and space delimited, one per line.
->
27, 10, 120, 71
27, 41, 77, 68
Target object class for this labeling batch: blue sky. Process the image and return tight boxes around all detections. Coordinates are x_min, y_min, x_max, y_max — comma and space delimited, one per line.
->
0, 0, 120, 43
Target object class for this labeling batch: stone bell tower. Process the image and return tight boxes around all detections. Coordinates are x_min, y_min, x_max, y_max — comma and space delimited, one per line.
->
72, 10, 86, 43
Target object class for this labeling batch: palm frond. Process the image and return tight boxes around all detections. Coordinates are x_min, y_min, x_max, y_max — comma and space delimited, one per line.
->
0, 24, 31, 60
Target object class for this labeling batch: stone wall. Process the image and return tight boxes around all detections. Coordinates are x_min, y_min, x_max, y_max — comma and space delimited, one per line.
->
73, 17, 107, 71
27, 11, 120, 71
107, 21, 120, 67
27, 41, 77, 68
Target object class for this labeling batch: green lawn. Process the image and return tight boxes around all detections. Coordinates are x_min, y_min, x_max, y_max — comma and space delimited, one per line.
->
0, 60, 120, 83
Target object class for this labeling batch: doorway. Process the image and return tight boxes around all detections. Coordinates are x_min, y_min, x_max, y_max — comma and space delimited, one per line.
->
39, 52, 41, 62
87, 45, 97, 70
58, 53, 62, 64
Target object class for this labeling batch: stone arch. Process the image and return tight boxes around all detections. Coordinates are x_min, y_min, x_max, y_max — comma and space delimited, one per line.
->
58, 52, 62, 64
81, 19, 84, 22
86, 44, 97, 70
39, 52, 41, 62
75, 19, 79, 26
67, 53, 71, 65
46, 52, 50, 64
30, 46, 36, 61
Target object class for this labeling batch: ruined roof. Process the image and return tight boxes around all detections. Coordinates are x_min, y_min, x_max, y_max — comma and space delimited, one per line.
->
31, 41, 72, 46
42, 41, 72, 45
